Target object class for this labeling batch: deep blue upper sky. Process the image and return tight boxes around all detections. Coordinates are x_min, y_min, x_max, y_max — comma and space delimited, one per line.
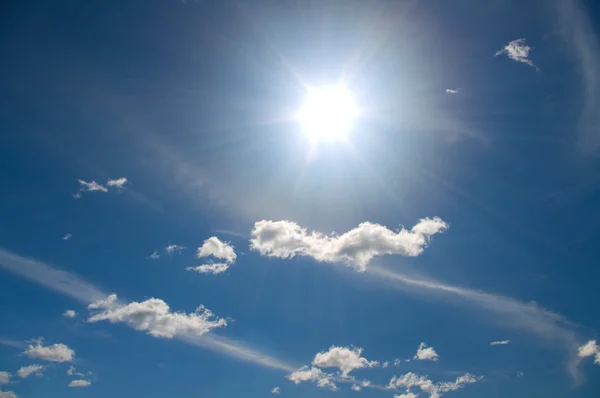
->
1, 1, 600, 397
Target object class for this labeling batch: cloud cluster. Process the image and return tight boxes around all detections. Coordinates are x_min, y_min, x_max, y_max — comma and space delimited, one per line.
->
389, 372, 480, 398
577, 340, 600, 364
312, 346, 378, 377
250, 217, 448, 271
17, 365, 44, 379
414, 343, 439, 361
494, 38, 538, 70
87, 294, 227, 339
23, 339, 75, 363
76, 177, 128, 197
188, 237, 237, 275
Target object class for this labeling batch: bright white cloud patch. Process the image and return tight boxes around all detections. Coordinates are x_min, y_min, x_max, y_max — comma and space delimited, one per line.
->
165, 244, 185, 254
186, 263, 229, 275
250, 217, 448, 271
17, 365, 44, 379
394, 393, 418, 398
68, 380, 91, 388
312, 346, 378, 377
63, 309, 76, 318
62, 233, 72, 241
351, 384, 361, 391
490, 340, 510, 346
23, 339, 74, 363
78, 179, 108, 192
389, 372, 480, 398
87, 294, 227, 339
197, 237, 237, 264
445, 89, 458, 94
414, 343, 439, 361
0, 372, 10, 385
494, 38, 538, 70
577, 340, 600, 364
271, 387, 280, 394
107, 177, 128, 189
287, 366, 337, 391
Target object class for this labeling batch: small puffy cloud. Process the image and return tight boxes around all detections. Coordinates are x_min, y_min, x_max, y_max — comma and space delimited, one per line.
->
489, 340, 510, 346
494, 38, 538, 70
17, 365, 45, 379
0, 392, 17, 398
394, 394, 418, 398
165, 244, 185, 255
62, 233, 72, 241
148, 251, 160, 260
394, 359, 401, 367
0, 371, 10, 385
68, 380, 91, 388
445, 89, 458, 94
382, 361, 390, 368
250, 217, 448, 271
186, 263, 229, 275
287, 366, 337, 391
577, 340, 600, 364
107, 177, 128, 189
351, 384, 361, 391
389, 372, 480, 398
87, 294, 227, 339
63, 310, 77, 318
271, 387, 280, 394
312, 346, 378, 377
67, 366, 75, 376
23, 339, 75, 363
414, 343, 439, 361
197, 237, 237, 264
72, 193, 82, 199
78, 179, 108, 193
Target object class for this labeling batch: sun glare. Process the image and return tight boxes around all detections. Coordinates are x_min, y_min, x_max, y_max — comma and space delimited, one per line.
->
297, 85, 358, 143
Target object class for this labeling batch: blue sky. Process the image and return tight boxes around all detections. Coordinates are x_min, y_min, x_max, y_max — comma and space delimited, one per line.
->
1, 0, 600, 397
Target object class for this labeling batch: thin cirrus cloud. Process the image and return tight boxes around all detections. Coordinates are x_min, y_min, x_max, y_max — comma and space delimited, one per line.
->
17, 364, 45, 379
76, 177, 128, 197
494, 38, 538, 70
388, 372, 480, 398
250, 217, 448, 271
490, 340, 510, 346
68, 380, 91, 388
87, 293, 227, 339
23, 338, 74, 363
0, 248, 294, 373
147, 250, 160, 260
0, 392, 17, 398
414, 343, 439, 361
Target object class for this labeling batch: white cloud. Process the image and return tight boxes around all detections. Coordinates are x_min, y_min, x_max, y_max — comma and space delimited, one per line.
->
87, 294, 227, 339
389, 372, 480, 398
107, 177, 128, 189
72, 193, 82, 199
0, 249, 293, 373
271, 387, 280, 394
0, 372, 10, 385
0, 392, 17, 398
414, 343, 439, 361
66, 366, 91, 378
312, 346, 378, 377
187, 263, 229, 275
287, 366, 337, 391
382, 361, 390, 368
490, 340, 510, 346
394, 359, 401, 367
394, 394, 418, 398
250, 217, 448, 271
445, 89, 458, 94
351, 384, 361, 391
494, 38, 538, 70
77, 179, 108, 193
197, 237, 237, 264
577, 340, 600, 364
63, 310, 76, 318
148, 251, 160, 260
17, 365, 45, 379
68, 380, 91, 388
67, 366, 75, 376
62, 233, 72, 241
23, 339, 74, 363
165, 244, 185, 255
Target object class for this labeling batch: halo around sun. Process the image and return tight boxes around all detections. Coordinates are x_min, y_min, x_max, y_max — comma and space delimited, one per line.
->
296, 85, 359, 143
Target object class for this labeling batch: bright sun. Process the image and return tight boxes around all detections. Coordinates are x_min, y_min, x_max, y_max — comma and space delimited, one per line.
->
297, 85, 359, 143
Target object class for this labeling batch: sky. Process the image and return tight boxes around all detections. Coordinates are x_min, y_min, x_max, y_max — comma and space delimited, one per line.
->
1, 0, 600, 397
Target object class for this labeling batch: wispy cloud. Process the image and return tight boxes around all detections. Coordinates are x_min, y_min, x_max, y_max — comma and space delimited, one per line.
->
445, 89, 459, 94
494, 38, 538, 70
62, 310, 77, 318
0, 248, 294, 373
68, 380, 91, 388
271, 387, 280, 394
0, 372, 9, 385
77, 179, 108, 193
147, 251, 160, 260
389, 372, 481, 398
490, 340, 510, 346
250, 218, 448, 271
165, 244, 185, 255
0, 392, 18, 398
62, 233, 72, 241
106, 177, 128, 189
186, 263, 229, 275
